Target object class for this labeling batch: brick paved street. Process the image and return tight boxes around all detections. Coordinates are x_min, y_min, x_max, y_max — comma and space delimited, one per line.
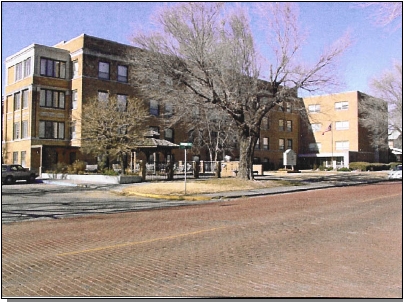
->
2, 182, 402, 297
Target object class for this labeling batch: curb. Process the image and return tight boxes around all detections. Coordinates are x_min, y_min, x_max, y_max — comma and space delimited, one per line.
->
124, 191, 213, 201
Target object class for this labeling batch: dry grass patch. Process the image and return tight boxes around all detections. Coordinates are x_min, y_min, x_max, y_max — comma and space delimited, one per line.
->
122, 178, 291, 196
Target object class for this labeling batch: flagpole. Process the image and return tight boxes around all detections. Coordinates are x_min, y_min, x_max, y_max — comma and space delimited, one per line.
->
331, 121, 333, 169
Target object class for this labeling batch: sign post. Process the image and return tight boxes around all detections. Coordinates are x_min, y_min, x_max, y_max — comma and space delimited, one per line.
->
179, 143, 193, 194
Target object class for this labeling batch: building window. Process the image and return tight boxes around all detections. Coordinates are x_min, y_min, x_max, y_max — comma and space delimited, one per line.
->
13, 122, 20, 140
278, 119, 284, 131
262, 117, 269, 130
40, 58, 66, 78
39, 121, 65, 139
13, 152, 18, 164
287, 139, 293, 150
335, 101, 348, 110
22, 90, 29, 108
21, 151, 26, 167
15, 62, 23, 81
335, 141, 349, 150
72, 60, 79, 78
255, 138, 260, 150
117, 94, 127, 112
98, 61, 110, 80
309, 143, 321, 152
286, 120, 292, 132
279, 138, 285, 150
263, 137, 269, 150
150, 100, 159, 116
72, 90, 78, 109
14, 92, 21, 110
308, 104, 320, 113
286, 102, 292, 112
70, 121, 76, 139
40, 89, 65, 109
311, 123, 322, 132
335, 121, 349, 130
117, 65, 128, 82
24, 57, 31, 77
22, 120, 28, 138
165, 102, 173, 118
98, 91, 109, 103
164, 128, 174, 142
149, 126, 159, 134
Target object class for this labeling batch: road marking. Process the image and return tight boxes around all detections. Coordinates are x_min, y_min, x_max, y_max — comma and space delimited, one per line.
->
360, 193, 402, 203
57, 226, 228, 257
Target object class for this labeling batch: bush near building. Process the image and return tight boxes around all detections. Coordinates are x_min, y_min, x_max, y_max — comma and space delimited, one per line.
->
349, 162, 391, 171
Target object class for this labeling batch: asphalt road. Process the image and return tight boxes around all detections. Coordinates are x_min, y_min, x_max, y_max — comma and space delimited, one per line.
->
2, 182, 401, 297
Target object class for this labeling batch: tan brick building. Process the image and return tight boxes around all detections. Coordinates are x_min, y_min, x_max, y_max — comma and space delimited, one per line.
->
2, 34, 385, 174
299, 91, 389, 169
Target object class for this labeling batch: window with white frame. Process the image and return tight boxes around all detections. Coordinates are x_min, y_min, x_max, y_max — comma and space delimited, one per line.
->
309, 142, 321, 152
21, 120, 28, 138
70, 121, 76, 139
98, 91, 109, 103
13, 122, 20, 140
287, 139, 293, 150
279, 138, 285, 150
165, 102, 173, 118
150, 100, 159, 116
22, 89, 29, 108
39, 121, 65, 139
72, 60, 79, 78
40, 58, 66, 78
335, 101, 348, 110
14, 92, 21, 110
286, 102, 292, 112
311, 123, 322, 132
261, 117, 269, 130
117, 65, 128, 82
335, 141, 349, 150
263, 137, 269, 150
335, 121, 349, 130
286, 120, 292, 132
308, 104, 320, 113
278, 119, 284, 131
24, 57, 31, 77
21, 151, 26, 167
15, 62, 23, 81
13, 152, 18, 164
164, 128, 174, 142
117, 94, 127, 112
98, 61, 110, 80
40, 89, 65, 109
72, 90, 78, 109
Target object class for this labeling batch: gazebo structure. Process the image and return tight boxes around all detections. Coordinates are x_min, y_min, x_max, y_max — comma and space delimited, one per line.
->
131, 131, 179, 180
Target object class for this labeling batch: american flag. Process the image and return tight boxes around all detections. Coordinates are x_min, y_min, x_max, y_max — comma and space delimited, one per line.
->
322, 123, 332, 135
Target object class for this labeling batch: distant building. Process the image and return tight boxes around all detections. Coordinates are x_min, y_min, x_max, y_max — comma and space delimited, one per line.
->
2, 34, 389, 174
299, 91, 389, 169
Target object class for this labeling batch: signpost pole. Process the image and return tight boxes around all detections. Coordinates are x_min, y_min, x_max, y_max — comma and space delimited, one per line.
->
184, 148, 187, 195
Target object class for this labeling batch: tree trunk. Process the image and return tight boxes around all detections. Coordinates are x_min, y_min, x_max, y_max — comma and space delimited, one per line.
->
237, 130, 258, 180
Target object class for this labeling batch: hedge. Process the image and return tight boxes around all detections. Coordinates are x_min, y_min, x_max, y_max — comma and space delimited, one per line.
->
349, 162, 391, 171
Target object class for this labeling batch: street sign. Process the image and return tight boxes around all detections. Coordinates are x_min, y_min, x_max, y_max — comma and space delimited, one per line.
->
179, 142, 193, 149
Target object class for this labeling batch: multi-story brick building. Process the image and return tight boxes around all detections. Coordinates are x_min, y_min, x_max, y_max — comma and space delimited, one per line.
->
298, 91, 389, 169
2, 34, 386, 174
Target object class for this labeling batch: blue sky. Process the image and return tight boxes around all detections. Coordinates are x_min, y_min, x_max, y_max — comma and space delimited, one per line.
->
1, 2, 401, 97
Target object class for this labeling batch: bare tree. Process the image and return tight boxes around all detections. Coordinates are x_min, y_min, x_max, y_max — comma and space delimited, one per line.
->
77, 96, 149, 173
132, 2, 351, 179
357, 2, 402, 30
188, 103, 238, 162
362, 61, 402, 149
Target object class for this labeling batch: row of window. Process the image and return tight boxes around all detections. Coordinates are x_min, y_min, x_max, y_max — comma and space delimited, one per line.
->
12, 151, 27, 166
311, 121, 349, 132
98, 61, 128, 82
308, 101, 349, 113
13, 120, 65, 140
15, 58, 32, 82
256, 138, 293, 151
309, 141, 350, 151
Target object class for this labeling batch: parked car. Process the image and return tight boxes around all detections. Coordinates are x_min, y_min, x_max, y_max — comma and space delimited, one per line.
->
2, 164, 38, 185
388, 164, 402, 180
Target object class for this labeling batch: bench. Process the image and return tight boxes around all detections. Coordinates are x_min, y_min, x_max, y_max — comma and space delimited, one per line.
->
85, 164, 98, 173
